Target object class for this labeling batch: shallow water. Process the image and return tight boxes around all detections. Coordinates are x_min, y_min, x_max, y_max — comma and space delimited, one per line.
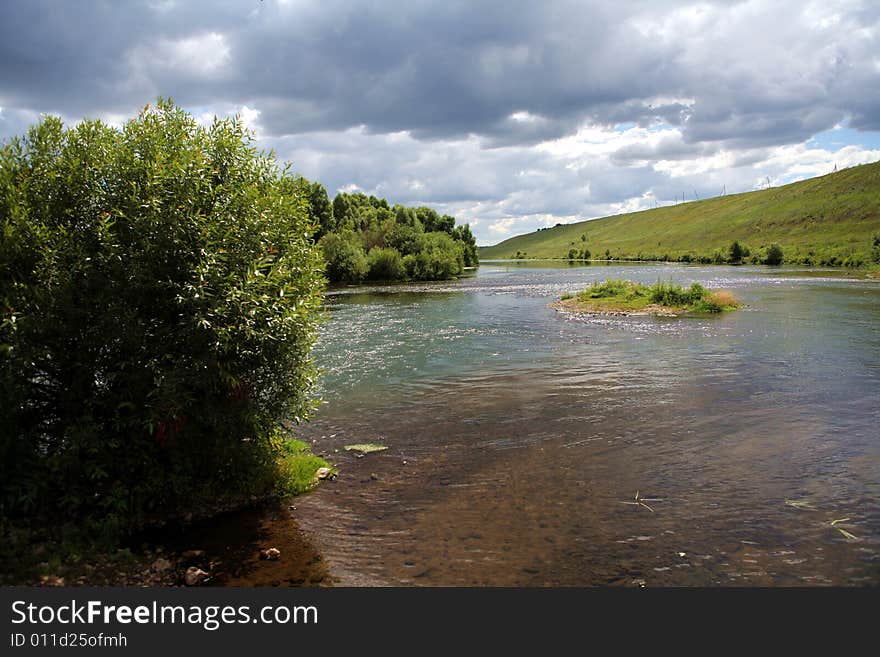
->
197, 262, 880, 586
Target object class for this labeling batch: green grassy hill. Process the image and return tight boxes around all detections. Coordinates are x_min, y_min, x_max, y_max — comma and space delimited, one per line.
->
480, 160, 880, 266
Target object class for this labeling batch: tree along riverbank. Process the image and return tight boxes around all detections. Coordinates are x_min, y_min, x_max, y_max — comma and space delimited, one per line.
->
0, 100, 332, 585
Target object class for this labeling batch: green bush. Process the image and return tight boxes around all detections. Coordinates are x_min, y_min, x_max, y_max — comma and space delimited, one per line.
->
406, 232, 464, 280
388, 223, 423, 256
764, 243, 784, 265
582, 279, 651, 300
728, 240, 747, 264
649, 281, 706, 306
367, 247, 405, 280
0, 100, 324, 537
319, 230, 369, 282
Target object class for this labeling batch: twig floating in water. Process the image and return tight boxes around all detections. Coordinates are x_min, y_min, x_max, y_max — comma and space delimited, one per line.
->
835, 528, 859, 541
784, 499, 816, 510
620, 490, 662, 513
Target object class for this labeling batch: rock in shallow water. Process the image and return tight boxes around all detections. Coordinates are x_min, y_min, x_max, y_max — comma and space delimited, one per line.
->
151, 557, 172, 573
259, 547, 281, 561
184, 567, 209, 586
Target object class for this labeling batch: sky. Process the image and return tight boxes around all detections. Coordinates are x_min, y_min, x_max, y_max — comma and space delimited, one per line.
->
1, 0, 879, 245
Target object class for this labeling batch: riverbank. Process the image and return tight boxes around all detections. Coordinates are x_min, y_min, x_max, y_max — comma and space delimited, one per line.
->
0, 439, 332, 586
553, 297, 684, 316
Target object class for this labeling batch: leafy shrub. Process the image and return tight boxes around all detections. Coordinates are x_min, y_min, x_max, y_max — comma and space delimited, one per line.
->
764, 243, 784, 265
584, 279, 639, 299
0, 100, 324, 537
320, 231, 369, 282
649, 281, 706, 306
406, 232, 464, 280
387, 223, 423, 256
728, 240, 747, 264
690, 290, 740, 313
367, 247, 405, 280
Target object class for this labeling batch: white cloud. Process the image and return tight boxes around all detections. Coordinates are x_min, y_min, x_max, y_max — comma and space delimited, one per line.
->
488, 218, 518, 235
129, 32, 232, 81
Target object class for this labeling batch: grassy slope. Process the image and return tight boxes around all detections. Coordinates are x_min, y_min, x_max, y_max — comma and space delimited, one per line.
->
480, 161, 880, 265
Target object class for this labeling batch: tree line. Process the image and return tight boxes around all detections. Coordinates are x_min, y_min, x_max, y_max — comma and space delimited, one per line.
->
299, 182, 478, 283
554, 239, 787, 265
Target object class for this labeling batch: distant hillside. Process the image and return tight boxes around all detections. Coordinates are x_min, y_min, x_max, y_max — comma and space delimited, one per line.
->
480, 161, 880, 266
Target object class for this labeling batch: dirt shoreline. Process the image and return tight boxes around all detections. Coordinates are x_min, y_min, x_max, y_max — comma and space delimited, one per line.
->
550, 297, 686, 317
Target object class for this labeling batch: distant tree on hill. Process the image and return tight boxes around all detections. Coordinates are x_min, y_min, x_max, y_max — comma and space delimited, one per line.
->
764, 243, 784, 265
729, 240, 747, 264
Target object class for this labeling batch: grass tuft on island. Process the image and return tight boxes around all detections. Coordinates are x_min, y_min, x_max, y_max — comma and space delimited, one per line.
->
554, 279, 742, 316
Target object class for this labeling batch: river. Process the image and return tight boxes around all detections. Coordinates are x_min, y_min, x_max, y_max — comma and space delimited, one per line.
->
184, 262, 880, 586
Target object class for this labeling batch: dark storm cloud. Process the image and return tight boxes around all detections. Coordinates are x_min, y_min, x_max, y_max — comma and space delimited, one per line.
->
611, 134, 716, 164
2, 0, 877, 148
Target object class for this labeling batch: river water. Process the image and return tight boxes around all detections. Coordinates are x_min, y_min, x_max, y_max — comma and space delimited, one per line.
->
193, 262, 880, 586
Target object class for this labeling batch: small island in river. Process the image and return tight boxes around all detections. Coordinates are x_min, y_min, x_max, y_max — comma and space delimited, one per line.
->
553, 279, 742, 316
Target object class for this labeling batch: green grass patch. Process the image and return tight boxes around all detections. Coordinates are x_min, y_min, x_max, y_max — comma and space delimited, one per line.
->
1, 434, 330, 584
563, 279, 740, 315
275, 439, 332, 495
